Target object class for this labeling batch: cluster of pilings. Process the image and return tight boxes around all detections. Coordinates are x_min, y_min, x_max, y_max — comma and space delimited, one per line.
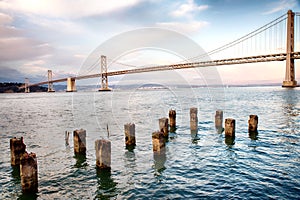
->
223, 114, 259, 144
151, 109, 259, 150
10, 108, 258, 194
10, 137, 38, 193
66, 129, 112, 169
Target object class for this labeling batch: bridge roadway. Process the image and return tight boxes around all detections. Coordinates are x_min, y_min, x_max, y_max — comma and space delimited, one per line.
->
28, 52, 300, 87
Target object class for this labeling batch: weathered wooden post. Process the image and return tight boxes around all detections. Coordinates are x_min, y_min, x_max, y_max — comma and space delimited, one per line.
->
65, 131, 70, 146
159, 118, 169, 137
215, 110, 223, 133
124, 123, 136, 146
95, 139, 111, 169
10, 137, 26, 166
248, 115, 258, 132
190, 107, 198, 132
169, 109, 176, 132
20, 152, 38, 193
152, 131, 166, 152
73, 129, 86, 155
225, 118, 235, 137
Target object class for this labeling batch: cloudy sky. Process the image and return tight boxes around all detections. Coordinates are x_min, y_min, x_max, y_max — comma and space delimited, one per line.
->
0, 0, 299, 85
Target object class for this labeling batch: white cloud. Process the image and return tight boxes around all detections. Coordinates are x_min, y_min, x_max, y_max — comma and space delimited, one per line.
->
0, 37, 52, 61
20, 60, 48, 76
24, 59, 46, 66
0, 0, 142, 19
0, 11, 54, 62
156, 21, 209, 34
0, 24, 22, 38
171, 0, 208, 18
27, 16, 86, 36
74, 54, 87, 59
0, 12, 13, 24
263, 0, 297, 15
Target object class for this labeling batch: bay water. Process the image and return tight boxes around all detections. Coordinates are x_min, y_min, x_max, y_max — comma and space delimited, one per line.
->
0, 86, 299, 199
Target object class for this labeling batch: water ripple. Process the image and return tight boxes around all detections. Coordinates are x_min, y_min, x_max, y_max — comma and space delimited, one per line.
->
0, 88, 300, 199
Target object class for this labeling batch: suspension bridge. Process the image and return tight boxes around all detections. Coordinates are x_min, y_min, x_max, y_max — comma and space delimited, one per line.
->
23, 10, 300, 92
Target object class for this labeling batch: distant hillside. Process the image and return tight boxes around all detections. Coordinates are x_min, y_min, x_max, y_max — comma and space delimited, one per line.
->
0, 82, 47, 93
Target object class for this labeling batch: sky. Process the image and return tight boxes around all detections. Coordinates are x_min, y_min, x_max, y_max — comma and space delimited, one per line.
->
0, 0, 300, 86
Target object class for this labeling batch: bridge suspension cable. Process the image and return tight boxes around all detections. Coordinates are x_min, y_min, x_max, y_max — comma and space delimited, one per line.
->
187, 13, 287, 62
295, 13, 300, 51
80, 57, 101, 76
106, 58, 139, 69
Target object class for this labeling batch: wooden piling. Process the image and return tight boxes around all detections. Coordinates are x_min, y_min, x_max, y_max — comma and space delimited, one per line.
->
152, 131, 166, 152
124, 123, 136, 146
248, 115, 258, 133
190, 107, 198, 131
215, 110, 223, 128
10, 137, 26, 166
73, 129, 86, 155
95, 139, 111, 169
20, 152, 38, 193
159, 118, 169, 137
65, 131, 70, 146
225, 118, 235, 137
169, 110, 176, 130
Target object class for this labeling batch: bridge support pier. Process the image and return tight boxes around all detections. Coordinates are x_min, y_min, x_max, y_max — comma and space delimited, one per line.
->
47, 70, 55, 92
99, 55, 111, 92
24, 78, 30, 93
282, 10, 298, 88
66, 77, 77, 92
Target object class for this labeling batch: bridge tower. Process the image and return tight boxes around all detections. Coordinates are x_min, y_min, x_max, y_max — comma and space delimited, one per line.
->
99, 55, 111, 91
24, 78, 30, 93
66, 77, 77, 92
47, 70, 55, 92
282, 10, 298, 87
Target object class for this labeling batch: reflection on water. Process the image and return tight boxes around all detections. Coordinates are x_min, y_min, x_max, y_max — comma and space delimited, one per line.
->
170, 126, 176, 133
153, 149, 167, 175
125, 144, 135, 152
124, 149, 136, 168
281, 89, 299, 135
225, 136, 235, 146
216, 127, 224, 134
73, 154, 87, 168
249, 131, 258, 140
95, 168, 117, 199
168, 132, 177, 141
191, 129, 200, 144
18, 192, 38, 200
224, 146, 238, 167
123, 148, 137, 194
11, 165, 21, 183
